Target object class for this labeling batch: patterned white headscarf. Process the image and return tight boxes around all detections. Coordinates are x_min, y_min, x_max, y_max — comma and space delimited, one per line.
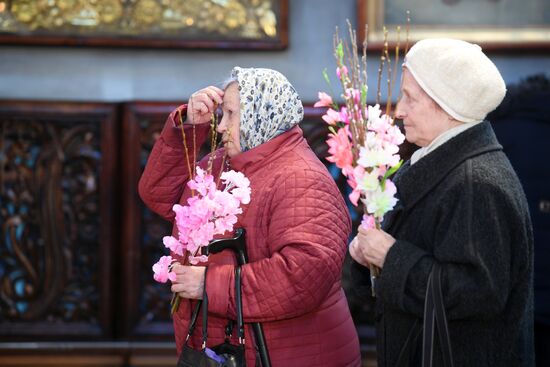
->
231, 67, 304, 151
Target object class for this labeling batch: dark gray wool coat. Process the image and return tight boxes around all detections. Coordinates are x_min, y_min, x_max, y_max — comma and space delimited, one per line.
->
351, 121, 534, 366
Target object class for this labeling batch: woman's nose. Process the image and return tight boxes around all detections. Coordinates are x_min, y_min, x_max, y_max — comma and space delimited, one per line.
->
395, 102, 405, 119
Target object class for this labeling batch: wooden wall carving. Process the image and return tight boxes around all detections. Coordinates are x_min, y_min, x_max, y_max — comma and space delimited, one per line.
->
0, 101, 117, 339
121, 103, 178, 339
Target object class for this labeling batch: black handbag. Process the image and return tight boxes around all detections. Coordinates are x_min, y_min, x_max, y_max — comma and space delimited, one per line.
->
207, 228, 271, 367
396, 263, 454, 367
177, 267, 246, 367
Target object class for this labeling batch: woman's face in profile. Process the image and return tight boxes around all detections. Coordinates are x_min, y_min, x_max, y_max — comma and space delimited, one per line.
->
218, 82, 241, 157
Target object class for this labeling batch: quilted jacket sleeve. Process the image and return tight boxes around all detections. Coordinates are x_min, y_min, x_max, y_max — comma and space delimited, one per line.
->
138, 105, 210, 221
207, 167, 352, 323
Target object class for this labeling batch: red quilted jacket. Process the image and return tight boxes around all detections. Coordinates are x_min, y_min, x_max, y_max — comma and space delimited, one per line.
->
139, 106, 361, 366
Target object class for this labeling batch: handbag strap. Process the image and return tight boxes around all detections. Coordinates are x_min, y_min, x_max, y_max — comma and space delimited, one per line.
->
395, 318, 422, 367
422, 269, 436, 367
235, 266, 245, 344
422, 263, 454, 367
432, 264, 454, 367
184, 267, 209, 349
183, 266, 246, 348
186, 299, 202, 342
201, 271, 209, 349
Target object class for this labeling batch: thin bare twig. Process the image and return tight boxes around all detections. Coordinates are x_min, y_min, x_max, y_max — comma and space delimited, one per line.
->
179, 108, 195, 197
376, 30, 387, 106
384, 28, 392, 116
405, 11, 411, 55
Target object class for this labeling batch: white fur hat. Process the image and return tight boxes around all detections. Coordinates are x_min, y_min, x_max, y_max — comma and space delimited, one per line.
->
403, 38, 506, 123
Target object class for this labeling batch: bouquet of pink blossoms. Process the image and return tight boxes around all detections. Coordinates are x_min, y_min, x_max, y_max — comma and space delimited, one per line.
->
316, 23, 407, 293
152, 167, 251, 283
150, 107, 251, 311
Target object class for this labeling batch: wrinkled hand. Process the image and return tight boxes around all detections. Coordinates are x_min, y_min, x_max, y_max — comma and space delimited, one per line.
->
349, 226, 396, 268
186, 86, 224, 125
171, 264, 206, 300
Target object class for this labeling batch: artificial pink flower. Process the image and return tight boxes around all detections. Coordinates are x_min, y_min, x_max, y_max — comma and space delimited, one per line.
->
357, 169, 382, 193
347, 166, 364, 188
326, 126, 353, 172
152, 256, 176, 283
314, 92, 333, 108
188, 221, 216, 253
213, 191, 241, 218
361, 214, 376, 230
336, 66, 348, 79
322, 108, 341, 125
187, 197, 210, 225
383, 124, 406, 146
215, 215, 237, 234
188, 167, 216, 196
369, 114, 390, 134
163, 235, 184, 256
221, 170, 251, 205
357, 140, 400, 169
172, 203, 187, 221
362, 180, 398, 219
349, 190, 361, 207
231, 187, 251, 205
221, 170, 250, 189
154, 168, 251, 283
347, 166, 365, 206
367, 104, 382, 124
339, 107, 350, 125
345, 88, 361, 104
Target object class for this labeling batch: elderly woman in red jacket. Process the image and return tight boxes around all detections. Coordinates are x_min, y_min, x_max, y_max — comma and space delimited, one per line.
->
139, 67, 361, 366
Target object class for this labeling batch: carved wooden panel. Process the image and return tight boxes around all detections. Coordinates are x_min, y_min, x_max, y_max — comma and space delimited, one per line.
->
0, 102, 117, 339
121, 103, 179, 339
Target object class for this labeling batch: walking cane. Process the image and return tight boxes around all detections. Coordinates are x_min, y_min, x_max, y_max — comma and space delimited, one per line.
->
206, 228, 272, 367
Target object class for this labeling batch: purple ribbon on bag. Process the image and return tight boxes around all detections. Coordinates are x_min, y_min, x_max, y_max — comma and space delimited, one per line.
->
205, 347, 226, 363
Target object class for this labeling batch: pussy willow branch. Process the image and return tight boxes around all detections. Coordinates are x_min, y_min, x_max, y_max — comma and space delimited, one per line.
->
405, 11, 411, 55
171, 108, 225, 315
391, 26, 402, 117
346, 23, 366, 150
384, 28, 392, 116
398, 11, 411, 102
376, 38, 386, 107
178, 108, 195, 197
207, 105, 219, 174
192, 122, 196, 180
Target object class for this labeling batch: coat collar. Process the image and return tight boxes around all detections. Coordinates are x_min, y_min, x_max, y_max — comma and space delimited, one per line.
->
229, 125, 304, 173
394, 121, 503, 210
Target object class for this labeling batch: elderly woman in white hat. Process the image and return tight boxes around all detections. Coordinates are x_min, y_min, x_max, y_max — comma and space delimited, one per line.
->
350, 39, 534, 367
